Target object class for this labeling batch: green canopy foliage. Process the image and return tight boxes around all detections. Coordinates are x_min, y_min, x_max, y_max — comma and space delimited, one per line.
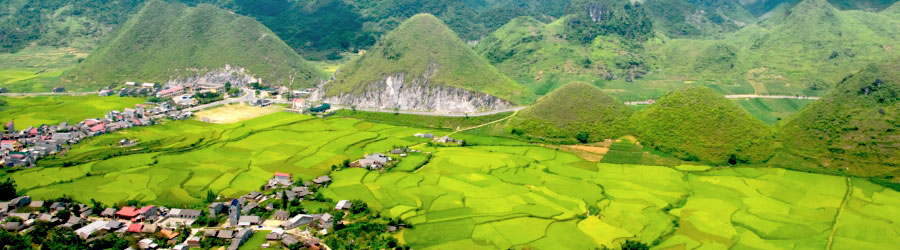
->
631, 86, 776, 164
508, 82, 632, 143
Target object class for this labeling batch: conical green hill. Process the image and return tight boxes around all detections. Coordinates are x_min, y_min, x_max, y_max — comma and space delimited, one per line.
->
779, 60, 900, 176
325, 13, 530, 104
631, 86, 775, 164
508, 82, 632, 143
63, 0, 324, 88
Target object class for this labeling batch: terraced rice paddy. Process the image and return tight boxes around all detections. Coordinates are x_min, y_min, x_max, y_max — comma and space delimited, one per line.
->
323, 143, 900, 249
7, 111, 900, 249
10, 112, 441, 205
0, 95, 146, 128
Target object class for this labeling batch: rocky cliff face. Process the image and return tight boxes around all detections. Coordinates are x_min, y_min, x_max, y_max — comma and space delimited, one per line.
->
312, 69, 513, 113
164, 65, 261, 87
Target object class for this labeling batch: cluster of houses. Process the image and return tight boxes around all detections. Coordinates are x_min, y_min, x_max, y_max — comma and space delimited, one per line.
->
0, 172, 349, 250
0, 196, 182, 246
0, 104, 162, 167
415, 132, 463, 145
351, 153, 393, 170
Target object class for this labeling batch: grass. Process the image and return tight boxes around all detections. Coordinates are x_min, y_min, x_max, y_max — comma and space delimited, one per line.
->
326, 14, 532, 104
7, 112, 440, 206
508, 82, 632, 143
630, 86, 776, 164
0, 46, 89, 92
3, 108, 900, 248
321, 136, 900, 249
238, 230, 270, 250
62, 0, 324, 90
0, 95, 146, 128
732, 98, 816, 125
776, 60, 900, 179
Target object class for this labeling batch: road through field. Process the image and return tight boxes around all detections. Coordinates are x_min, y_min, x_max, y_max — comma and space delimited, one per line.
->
723, 94, 820, 100
0, 91, 95, 97
329, 104, 526, 117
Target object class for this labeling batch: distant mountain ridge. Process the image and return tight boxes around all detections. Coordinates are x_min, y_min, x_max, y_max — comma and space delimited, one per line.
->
62, 0, 324, 89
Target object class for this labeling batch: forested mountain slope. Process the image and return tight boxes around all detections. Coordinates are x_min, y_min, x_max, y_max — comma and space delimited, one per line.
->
61, 0, 324, 89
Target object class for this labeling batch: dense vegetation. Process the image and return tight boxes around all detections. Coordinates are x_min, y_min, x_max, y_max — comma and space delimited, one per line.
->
563, 0, 654, 43
0, 0, 144, 53
508, 82, 632, 143
631, 86, 775, 164
778, 60, 900, 178
325, 14, 531, 104
61, 0, 324, 89
643, 0, 756, 38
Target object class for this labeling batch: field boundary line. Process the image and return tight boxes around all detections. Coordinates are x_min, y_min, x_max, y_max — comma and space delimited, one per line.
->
826, 177, 852, 250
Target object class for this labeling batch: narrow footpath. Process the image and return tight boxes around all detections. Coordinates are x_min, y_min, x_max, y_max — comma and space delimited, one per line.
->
826, 177, 853, 250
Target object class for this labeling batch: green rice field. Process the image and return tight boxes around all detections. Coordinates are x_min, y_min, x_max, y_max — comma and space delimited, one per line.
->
0, 95, 146, 128
732, 98, 817, 125
10, 112, 441, 205
5, 111, 900, 249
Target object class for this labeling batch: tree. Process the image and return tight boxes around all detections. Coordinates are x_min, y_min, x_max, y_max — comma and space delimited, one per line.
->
90, 199, 105, 215
205, 190, 217, 203
0, 178, 18, 201
576, 131, 591, 143
621, 240, 650, 250
350, 200, 368, 215
224, 82, 232, 91
281, 190, 288, 209
0, 229, 32, 250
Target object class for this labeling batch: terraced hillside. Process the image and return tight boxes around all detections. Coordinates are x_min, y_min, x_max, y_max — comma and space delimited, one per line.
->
10, 112, 443, 205
507, 82, 632, 143
779, 60, 900, 178
7, 110, 900, 249
62, 0, 324, 89
0, 96, 145, 129
320, 14, 530, 112
631, 86, 775, 164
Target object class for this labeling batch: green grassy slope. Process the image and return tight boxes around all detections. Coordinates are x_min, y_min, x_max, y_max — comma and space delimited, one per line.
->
656, 0, 900, 95
61, 0, 324, 89
631, 86, 776, 164
476, 16, 642, 96
0, 0, 145, 53
507, 82, 632, 143
326, 14, 531, 104
732, 98, 816, 124
0, 96, 145, 128
778, 60, 900, 178
645, 0, 756, 38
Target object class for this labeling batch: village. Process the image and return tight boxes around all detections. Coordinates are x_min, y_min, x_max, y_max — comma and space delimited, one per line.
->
0, 79, 460, 249
0, 171, 393, 250
0, 80, 323, 168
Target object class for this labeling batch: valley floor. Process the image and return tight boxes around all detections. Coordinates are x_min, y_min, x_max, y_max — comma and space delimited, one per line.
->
4, 110, 899, 249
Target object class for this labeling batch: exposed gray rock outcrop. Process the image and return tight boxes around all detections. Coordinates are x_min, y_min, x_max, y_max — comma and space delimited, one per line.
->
312, 70, 513, 114
164, 65, 261, 88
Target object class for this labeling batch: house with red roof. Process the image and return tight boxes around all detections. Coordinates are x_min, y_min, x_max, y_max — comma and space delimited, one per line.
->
90, 124, 106, 133
127, 223, 143, 233
116, 207, 140, 220
1, 140, 19, 151
156, 86, 185, 98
